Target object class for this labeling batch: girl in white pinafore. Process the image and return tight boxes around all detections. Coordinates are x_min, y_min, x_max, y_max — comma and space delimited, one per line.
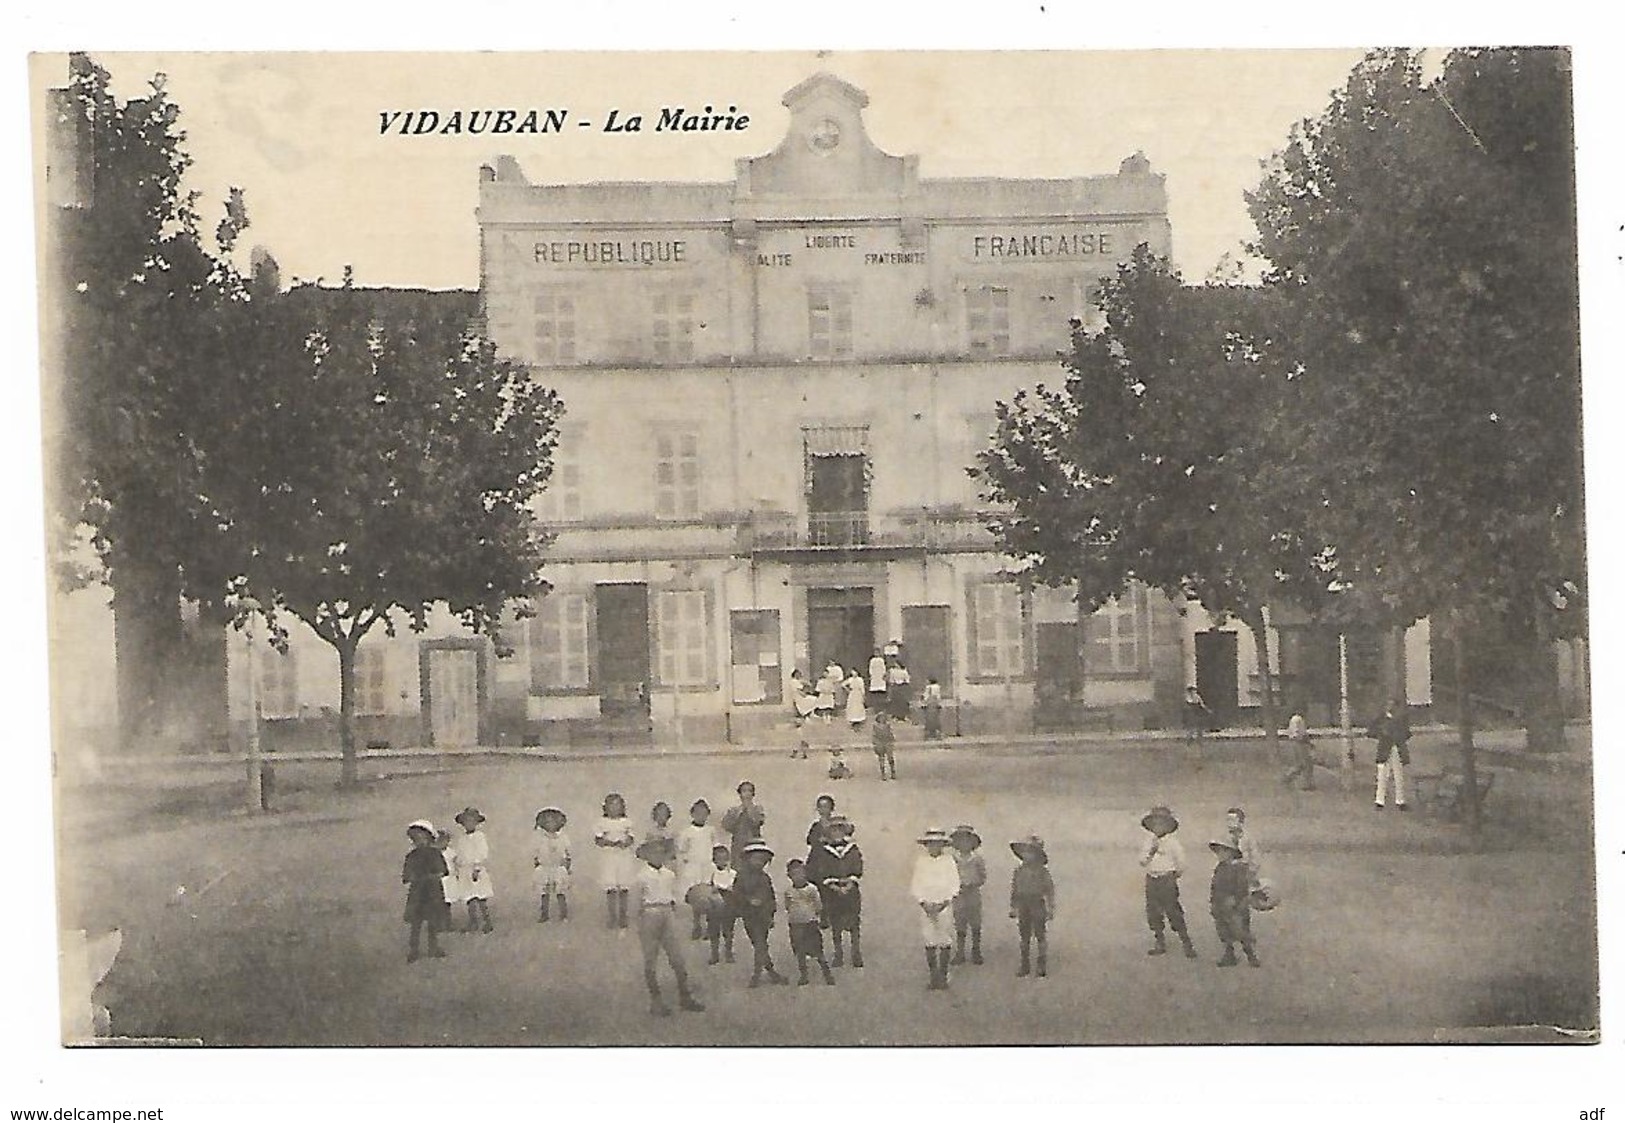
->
449, 807, 495, 933
531, 806, 572, 922
594, 792, 637, 929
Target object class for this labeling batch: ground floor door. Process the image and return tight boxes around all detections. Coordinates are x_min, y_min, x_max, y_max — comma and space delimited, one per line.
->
808, 587, 875, 676
902, 604, 952, 697
427, 648, 479, 746
1034, 621, 1082, 729
1195, 629, 1239, 727
596, 583, 651, 720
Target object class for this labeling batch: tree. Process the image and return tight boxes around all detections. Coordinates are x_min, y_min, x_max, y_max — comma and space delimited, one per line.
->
1247, 49, 1584, 817
187, 274, 562, 786
48, 54, 246, 746
974, 248, 1330, 742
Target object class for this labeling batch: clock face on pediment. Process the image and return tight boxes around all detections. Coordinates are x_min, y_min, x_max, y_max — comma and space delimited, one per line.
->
807, 117, 842, 155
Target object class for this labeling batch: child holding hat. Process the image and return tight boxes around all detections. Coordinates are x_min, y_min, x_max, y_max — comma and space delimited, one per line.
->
911, 828, 960, 990
1208, 837, 1261, 967
450, 807, 495, 934
1009, 834, 1055, 978
950, 824, 987, 966
402, 820, 450, 963
1138, 806, 1197, 959
531, 807, 572, 923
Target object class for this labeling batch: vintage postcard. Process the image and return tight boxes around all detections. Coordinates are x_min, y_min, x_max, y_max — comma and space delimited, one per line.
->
19, 39, 1613, 1105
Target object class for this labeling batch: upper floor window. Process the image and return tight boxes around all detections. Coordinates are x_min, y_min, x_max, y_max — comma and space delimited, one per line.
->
537, 428, 583, 522
652, 291, 696, 362
808, 287, 854, 360
655, 430, 701, 518
967, 285, 1011, 356
533, 290, 577, 365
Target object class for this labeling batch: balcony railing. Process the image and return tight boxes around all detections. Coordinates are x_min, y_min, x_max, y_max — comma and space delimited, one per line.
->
743, 509, 994, 552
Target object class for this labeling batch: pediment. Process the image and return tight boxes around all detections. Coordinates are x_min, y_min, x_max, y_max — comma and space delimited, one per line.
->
736, 73, 914, 199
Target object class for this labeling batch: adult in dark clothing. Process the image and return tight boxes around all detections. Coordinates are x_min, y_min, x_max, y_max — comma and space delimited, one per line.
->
1368, 699, 1412, 811
720, 780, 768, 864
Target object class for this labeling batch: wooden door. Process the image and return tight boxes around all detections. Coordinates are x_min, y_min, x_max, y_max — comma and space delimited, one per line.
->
428, 648, 479, 746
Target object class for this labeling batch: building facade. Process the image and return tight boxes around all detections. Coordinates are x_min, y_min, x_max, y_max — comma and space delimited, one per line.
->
215, 73, 1434, 751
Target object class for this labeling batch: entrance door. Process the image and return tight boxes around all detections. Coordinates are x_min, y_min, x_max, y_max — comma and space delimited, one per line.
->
1195, 630, 1239, 728
596, 583, 651, 719
902, 604, 951, 696
427, 648, 479, 746
1034, 621, 1081, 728
808, 587, 875, 676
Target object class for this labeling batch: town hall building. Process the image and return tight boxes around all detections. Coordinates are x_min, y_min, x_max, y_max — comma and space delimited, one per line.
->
217, 73, 1432, 751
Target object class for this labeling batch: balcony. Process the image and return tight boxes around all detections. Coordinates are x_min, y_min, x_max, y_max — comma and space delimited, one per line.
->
742, 508, 995, 555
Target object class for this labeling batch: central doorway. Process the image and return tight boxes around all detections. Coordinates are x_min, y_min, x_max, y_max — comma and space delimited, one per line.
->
596, 583, 651, 720
808, 587, 875, 677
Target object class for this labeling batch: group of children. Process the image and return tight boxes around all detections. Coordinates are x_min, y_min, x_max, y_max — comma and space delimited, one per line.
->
1136, 803, 1267, 968
909, 825, 1054, 990
400, 782, 1273, 1009
400, 806, 497, 962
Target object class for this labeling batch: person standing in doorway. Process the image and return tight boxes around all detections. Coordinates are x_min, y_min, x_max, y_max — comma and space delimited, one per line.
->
867, 648, 889, 714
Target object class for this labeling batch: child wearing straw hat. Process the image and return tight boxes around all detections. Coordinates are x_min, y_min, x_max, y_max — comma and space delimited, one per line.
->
1009, 834, 1055, 978
733, 840, 790, 987
450, 807, 495, 934
531, 807, 572, 923
1138, 806, 1197, 959
1208, 837, 1261, 967
632, 835, 706, 1016
911, 828, 960, 990
402, 820, 450, 963
950, 825, 987, 966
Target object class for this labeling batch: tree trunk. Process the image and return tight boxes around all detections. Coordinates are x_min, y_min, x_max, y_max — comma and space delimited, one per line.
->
1522, 595, 1565, 753
336, 634, 359, 788
1244, 610, 1278, 746
112, 554, 185, 750
1453, 608, 1483, 838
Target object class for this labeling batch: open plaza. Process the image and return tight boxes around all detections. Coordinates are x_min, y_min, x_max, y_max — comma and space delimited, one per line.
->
56, 728, 1597, 1047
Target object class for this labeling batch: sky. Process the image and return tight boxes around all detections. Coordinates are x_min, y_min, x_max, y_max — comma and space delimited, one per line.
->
33, 49, 1374, 289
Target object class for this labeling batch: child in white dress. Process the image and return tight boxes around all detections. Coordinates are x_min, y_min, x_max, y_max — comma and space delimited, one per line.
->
532, 806, 572, 922
594, 793, 636, 929
450, 806, 495, 934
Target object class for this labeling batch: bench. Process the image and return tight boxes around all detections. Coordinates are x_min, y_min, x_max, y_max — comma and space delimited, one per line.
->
1412, 769, 1495, 821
